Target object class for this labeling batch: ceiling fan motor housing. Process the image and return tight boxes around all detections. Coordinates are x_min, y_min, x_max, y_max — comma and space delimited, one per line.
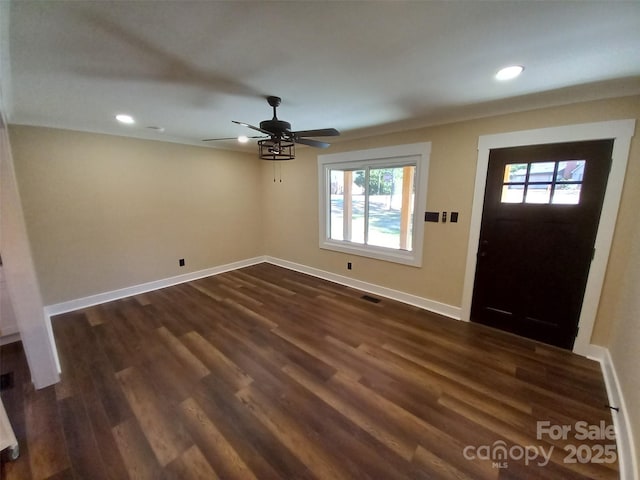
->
260, 119, 291, 136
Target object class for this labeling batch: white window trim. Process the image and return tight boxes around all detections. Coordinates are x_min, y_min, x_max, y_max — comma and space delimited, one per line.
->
318, 142, 431, 267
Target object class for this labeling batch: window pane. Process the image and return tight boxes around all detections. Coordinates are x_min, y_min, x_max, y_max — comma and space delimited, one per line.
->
329, 169, 344, 240
525, 184, 552, 204
501, 184, 525, 203
556, 160, 586, 182
529, 162, 556, 183
503, 163, 528, 182
329, 169, 364, 243
552, 183, 582, 204
367, 166, 414, 250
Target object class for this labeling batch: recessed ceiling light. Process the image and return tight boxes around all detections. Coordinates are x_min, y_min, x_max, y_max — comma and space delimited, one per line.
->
495, 65, 524, 81
115, 114, 135, 125
238, 135, 249, 143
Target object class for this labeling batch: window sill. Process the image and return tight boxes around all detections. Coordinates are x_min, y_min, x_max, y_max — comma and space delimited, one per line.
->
320, 239, 422, 267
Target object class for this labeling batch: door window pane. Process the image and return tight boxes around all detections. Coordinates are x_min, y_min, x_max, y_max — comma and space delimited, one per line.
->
525, 184, 552, 204
552, 183, 582, 204
501, 184, 525, 203
501, 160, 586, 205
503, 163, 528, 182
529, 162, 556, 183
556, 160, 586, 182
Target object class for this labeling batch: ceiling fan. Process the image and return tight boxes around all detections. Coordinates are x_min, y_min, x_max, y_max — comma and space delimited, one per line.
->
203, 96, 340, 160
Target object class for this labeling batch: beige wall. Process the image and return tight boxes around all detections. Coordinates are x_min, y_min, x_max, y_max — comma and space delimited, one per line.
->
599, 123, 640, 462
607, 187, 640, 465
261, 95, 640, 347
9, 126, 263, 305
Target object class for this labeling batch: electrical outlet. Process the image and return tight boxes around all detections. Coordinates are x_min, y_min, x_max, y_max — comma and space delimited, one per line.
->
347, 262, 352, 270
179, 258, 185, 267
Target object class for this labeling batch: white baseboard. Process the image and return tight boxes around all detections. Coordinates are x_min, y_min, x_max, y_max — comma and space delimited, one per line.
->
588, 345, 638, 480
43, 254, 461, 349
43, 256, 267, 317
44, 255, 462, 321
265, 256, 462, 320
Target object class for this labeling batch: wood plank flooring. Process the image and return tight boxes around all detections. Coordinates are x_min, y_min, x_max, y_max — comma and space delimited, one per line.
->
1, 263, 618, 479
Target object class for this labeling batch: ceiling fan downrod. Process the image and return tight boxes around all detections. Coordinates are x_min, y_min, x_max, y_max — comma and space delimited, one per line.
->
267, 96, 281, 119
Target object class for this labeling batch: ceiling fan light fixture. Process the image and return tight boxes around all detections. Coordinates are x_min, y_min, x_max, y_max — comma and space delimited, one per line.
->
115, 113, 135, 125
258, 138, 295, 161
237, 135, 249, 143
495, 65, 524, 81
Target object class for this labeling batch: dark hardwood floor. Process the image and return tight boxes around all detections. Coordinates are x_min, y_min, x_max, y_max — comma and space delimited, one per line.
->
1, 263, 618, 479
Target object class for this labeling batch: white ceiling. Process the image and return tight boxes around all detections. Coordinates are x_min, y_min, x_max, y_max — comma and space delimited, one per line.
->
2, 1, 640, 152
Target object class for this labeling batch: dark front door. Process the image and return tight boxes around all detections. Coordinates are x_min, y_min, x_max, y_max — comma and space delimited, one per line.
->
471, 140, 613, 349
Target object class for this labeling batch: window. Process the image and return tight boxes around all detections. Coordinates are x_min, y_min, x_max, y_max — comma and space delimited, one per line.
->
501, 160, 586, 205
318, 143, 430, 266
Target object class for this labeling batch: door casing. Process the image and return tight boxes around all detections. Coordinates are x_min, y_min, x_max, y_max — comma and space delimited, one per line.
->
461, 119, 635, 357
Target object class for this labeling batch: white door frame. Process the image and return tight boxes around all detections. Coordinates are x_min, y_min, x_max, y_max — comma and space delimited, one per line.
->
461, 119, 635, 356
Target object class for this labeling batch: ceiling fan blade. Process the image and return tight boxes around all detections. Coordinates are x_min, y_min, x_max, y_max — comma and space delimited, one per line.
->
292, 128, 340, 137
202, 136, 238, 141
232, 120, 273, 136
294, 137, 331, 148
202, 135, 266, 142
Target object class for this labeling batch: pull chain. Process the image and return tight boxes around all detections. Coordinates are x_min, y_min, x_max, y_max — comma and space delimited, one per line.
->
272, 161, 283, 183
